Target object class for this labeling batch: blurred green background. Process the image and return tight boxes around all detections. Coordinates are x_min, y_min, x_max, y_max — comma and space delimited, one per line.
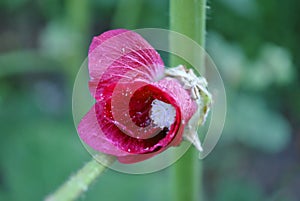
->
0, 0, 299, 200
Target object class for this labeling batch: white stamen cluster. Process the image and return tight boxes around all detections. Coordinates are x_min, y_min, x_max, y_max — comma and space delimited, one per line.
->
165, 65, 211, 102
150, 99, 176, 129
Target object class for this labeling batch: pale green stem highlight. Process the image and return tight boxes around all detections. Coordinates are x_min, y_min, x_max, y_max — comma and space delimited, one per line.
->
170, 0, 207, 201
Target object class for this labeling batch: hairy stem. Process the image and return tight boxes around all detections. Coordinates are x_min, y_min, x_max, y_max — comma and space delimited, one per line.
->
170, 0, 207, 201
46, 156, 115, 201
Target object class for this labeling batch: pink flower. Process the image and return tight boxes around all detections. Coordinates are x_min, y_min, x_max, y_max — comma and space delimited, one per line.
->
78, 29, 199, 164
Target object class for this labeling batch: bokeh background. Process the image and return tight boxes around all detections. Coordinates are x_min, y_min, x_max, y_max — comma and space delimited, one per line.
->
0, 0, 299, 200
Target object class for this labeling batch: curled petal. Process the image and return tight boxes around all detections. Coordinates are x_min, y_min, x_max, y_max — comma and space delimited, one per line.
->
94, 81, 182, 155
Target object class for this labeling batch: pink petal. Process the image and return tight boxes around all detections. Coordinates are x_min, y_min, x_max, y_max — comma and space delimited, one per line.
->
88, 29, 128, 54
88, 29, 165, 99
77, 104, 129, 156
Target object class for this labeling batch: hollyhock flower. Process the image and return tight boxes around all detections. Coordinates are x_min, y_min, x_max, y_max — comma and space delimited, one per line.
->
78, 29, 211, 164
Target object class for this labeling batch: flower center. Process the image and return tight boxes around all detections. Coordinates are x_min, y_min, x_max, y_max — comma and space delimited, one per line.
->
150, 99, 176, 129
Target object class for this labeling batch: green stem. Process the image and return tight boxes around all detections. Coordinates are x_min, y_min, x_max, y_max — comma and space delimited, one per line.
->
170, 0, 207, 201
170, 0, 206, 48
46, 156, 115, 201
